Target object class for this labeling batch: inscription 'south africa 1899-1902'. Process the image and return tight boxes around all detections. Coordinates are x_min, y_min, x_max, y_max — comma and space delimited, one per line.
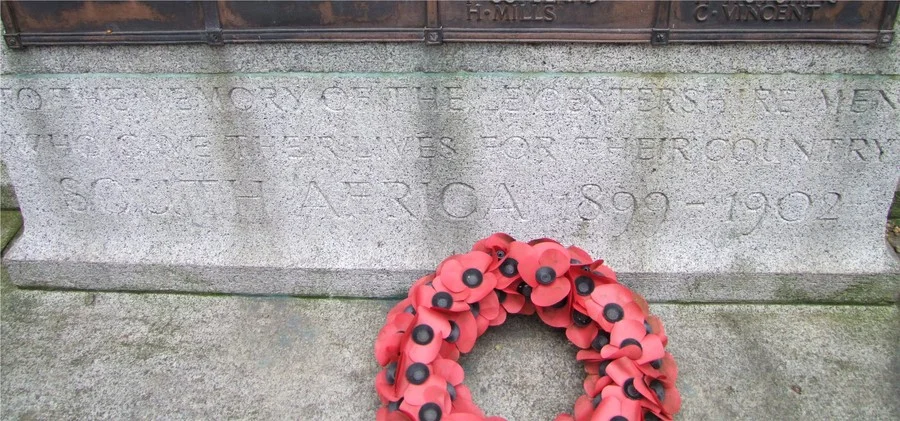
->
1, 73, 898, 299
1, 0, 898, 46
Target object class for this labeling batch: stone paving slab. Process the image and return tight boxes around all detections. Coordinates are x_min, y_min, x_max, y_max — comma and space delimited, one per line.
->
2, 275, 897, 420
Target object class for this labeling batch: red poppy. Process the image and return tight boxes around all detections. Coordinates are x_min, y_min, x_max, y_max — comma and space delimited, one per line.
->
566, 245, 616, 284
641, 409, 671, 421
527, 237, 561, 246
561, 274, 605, 348
642, 375, 681, 418
473, 233, 515, 272
375, 310, 415, 366
571, 393, 595, 421
581, 359, 617, 405
537, 292, 574, 329
566, 321, 600, 350
429, 358, 488, 420
437, 308, 478, 361
413, 281, 470, 313
386, 297, 415, 321
582, 372, 613, 406
394, 358, 451, 411
514, 241, 572, 307
375, 405, 412, 421
447, 382, 484, 418
375, 354, 404, 403
434, 251, 498, 304
596, 319, 665, 365
470, 289, 502, 336
495, 282, 529, 315
403, 307, 454, 364
638, 352, 678, 386
602, 358, 659, 412
590, 384, 643, 421
398, 398, 451, 421
645, 315, 668, 347
584, 284, 647, 332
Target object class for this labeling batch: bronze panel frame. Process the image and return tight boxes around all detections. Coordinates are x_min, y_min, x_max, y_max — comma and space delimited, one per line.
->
1, 0, 897, 49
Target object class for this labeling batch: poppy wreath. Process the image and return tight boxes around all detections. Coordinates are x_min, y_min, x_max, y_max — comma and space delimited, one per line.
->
374, 233, 680, 421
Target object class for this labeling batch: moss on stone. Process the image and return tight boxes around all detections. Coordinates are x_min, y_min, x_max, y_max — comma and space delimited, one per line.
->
0, 210, 22, 253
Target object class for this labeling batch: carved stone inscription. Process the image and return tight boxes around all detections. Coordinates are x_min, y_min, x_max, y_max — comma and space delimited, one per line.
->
1, 74, 898, 272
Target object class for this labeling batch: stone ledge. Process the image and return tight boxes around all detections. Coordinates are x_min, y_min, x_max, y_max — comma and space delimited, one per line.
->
2, 277, 897, 420
5, 257, 899, 303
2, 39, 899, 76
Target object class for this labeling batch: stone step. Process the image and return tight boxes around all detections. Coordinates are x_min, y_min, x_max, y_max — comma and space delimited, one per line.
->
2, 273, 896, 420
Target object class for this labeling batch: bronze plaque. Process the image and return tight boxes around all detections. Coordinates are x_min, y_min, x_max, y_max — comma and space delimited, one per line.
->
670, 0, 895, 43
219, 1, 426, 41
439, 1, 657, 42
1, 0, 897, 48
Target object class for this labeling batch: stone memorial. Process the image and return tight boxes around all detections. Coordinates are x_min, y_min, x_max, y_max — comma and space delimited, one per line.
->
0, 1, 898, 302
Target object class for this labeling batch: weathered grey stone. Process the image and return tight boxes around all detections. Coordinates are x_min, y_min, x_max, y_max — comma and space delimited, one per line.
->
2, 73, 898, 300
2, 33, 900, 76
1, 276, 897, 420
0, 160, 18, 209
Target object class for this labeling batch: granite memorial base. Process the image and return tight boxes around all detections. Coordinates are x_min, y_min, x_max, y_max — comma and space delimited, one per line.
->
1, 50, 898, 302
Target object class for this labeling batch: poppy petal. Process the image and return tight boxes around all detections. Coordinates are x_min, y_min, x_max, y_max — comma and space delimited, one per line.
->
536, 244, 571, 275
662, 385, 682, 415
566, 245, 593, 265
405, 336, 443, 364
566, 323, 599, 349
605, 358, 641, 385
489, 309, 508, 327
375, 367, 402, 402
574, 394, 594, 421
636, 335, 666, 365
438, 259, 468, 293
610, 320, 647, 346
474, 314, 490, 336
476, 288, 501, 319
403, 377, 446, 406
375, 329, 404, 366
501, 293, 526, 314
439, 342, 460, 361
450, 311, 479, 353
433, 358, 465, 385
591, 397, 623, 421
536, 301, 573, 328
532, 280, 572, 307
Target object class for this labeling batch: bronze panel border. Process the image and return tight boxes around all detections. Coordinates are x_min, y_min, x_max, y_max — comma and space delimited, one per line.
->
1, 0, 897, 49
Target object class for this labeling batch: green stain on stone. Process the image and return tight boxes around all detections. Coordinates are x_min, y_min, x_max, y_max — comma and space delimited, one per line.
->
772, 277, 813, 302
772, 277, 897, 304
0, 210, 23, 253
889, 191, 900, 221
825, 280, 897, 304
